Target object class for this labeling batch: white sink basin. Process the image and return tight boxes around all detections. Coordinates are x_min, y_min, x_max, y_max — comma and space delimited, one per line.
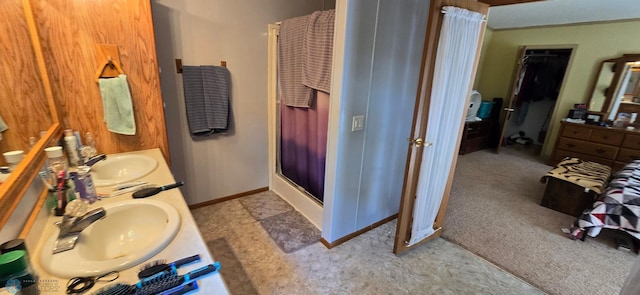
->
39, 199, 180, 278
91, 154, 158, 187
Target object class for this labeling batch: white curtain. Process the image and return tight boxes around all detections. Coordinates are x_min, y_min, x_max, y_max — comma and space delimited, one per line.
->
409, 6, 485, 245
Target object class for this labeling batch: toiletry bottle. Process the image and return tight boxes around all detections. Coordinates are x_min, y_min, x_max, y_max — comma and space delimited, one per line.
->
74, 166, 98, 204
2, 150, 23, 172
0, 250, 39, 295
44, 146, 67, 174
45, 146, 69, 216
81, 132, 97, 164
64, 129, 81, 167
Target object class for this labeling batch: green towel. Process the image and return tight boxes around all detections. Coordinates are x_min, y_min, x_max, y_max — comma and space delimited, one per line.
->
98, 74, 136, 135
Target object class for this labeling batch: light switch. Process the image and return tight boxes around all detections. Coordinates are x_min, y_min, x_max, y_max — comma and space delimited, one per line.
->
352, 115, 364, 131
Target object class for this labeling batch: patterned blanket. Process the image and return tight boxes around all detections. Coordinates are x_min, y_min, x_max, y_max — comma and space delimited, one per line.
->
540, 157, 611, 194
570, 160, 640, 241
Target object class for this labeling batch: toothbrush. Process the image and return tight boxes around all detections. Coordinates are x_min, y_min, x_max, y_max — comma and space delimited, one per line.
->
113, 181, 149, 191
108, 183, 154, 197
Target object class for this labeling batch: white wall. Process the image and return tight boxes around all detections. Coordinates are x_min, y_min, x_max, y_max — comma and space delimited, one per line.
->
151, 0, 330, 204
322, 0, 429, 242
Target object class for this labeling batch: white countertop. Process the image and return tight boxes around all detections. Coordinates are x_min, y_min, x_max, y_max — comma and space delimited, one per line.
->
26, 148, 229, 295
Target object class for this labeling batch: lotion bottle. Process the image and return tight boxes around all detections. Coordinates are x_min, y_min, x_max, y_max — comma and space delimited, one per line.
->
64, 129, 81, 167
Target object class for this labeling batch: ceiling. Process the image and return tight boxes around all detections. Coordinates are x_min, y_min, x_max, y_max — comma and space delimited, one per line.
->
487, 0, 640, 29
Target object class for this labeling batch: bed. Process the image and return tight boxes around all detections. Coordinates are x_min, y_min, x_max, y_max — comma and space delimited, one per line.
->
570, 160, 640, 241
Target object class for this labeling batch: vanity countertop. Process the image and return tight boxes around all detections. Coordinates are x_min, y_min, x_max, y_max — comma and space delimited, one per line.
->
25, 148, 229, 295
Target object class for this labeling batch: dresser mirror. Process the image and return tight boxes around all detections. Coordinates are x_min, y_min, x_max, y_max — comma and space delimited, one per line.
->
587, 54, 640, 121
0, 0, 62, 229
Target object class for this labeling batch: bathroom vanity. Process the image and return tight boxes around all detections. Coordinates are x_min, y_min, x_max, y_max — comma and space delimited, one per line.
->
24, 149, 229, 294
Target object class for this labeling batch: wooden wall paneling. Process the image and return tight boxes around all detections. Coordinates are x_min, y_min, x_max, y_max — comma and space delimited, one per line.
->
95, 44, 123, 79
0, 0, 53, 165
31, 0, 169, 161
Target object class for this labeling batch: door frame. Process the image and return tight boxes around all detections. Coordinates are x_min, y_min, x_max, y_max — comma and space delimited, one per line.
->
393, 0, 489, 255
496, 44, 578, 156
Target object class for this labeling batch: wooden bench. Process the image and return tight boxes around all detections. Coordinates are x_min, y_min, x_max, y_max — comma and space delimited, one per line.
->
540, 158, 611, 217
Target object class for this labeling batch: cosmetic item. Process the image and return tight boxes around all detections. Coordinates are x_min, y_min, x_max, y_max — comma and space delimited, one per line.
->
132, 181, 184, 199
80, 132, 97, 163
113, 181, 148, 191
45, 146, 67, 175
2, 150, 24, 172
92, 283, 134, 295
72, 166, 98, 204
108, 184, 154, 198
161, 281, 199, 295
138, 254, 201, 279
132, 262, 220, 295
53, 171, 68, 216
0, 250, 38, 295
0, 239, 27, 255
64, 129, 82, 167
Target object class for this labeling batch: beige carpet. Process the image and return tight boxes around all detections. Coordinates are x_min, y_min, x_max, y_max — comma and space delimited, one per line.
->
443, 146, 637, 295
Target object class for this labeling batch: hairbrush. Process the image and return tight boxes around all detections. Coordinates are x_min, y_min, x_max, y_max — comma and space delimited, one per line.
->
138, 254, 201, 279
133, 262, 220, 295
91, 283, 134, 295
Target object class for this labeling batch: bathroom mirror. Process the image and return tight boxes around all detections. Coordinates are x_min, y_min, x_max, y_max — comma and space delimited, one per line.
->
0, 0, 62, 229
587, 54, 640, 120
587, 60, 617, 113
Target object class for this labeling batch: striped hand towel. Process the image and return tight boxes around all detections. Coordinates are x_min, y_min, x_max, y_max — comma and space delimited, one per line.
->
183, 65, 232, 136
302, 9, 335, 93
278, 14, 313, 108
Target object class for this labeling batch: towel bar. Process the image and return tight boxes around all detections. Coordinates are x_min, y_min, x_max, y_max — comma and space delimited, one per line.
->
175, 59, 226, 73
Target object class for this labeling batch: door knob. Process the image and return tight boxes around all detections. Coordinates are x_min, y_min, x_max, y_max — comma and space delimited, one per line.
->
407, 138, 433, 147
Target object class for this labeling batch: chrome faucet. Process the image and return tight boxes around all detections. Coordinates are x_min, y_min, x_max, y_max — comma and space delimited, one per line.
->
53, 207, 106, 254
83, 154, 107, 167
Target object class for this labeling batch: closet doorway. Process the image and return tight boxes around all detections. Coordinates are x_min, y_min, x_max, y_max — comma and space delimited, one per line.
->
497, 46, 575, 155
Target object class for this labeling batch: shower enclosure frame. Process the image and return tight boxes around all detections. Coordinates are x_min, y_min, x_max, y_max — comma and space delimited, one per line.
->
267, 23, 323, 229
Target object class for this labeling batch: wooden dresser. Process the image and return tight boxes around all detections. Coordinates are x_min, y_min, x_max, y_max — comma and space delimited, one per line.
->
459, 120, 492, 155
550, 121, 640, 171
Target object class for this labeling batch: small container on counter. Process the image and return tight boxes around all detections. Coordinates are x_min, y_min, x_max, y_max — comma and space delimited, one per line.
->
70, 166, 98, 204
0, 250, 39, 295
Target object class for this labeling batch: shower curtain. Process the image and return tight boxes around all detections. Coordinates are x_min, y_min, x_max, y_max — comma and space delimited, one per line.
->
278, 10, 333, 203
280, 91, 330, 201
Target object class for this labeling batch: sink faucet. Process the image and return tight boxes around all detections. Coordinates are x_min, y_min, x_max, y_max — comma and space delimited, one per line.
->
53, 207, 106, 254
84, 154, 107, 167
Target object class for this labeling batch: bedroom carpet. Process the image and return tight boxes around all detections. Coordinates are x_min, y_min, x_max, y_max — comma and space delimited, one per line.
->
443, 145, 637, 295
193, 193, 542, 294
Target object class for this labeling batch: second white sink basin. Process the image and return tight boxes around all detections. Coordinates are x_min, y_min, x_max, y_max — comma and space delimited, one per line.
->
91, 154, 158, 187
39, 199, 180, 278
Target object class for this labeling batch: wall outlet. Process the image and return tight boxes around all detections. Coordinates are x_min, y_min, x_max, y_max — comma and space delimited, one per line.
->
352, 115, 364, 131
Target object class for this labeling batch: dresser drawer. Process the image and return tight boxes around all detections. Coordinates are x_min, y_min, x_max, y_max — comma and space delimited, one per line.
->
616, 148, 640, 163
589, 129, 624, 145
557, 137, 618, 160
562, 125, 592, 139
622, 134, 640, 150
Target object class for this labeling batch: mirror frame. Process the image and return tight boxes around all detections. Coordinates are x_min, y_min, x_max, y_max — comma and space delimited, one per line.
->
588, 54, 640, 119
0, 0, 62, 231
